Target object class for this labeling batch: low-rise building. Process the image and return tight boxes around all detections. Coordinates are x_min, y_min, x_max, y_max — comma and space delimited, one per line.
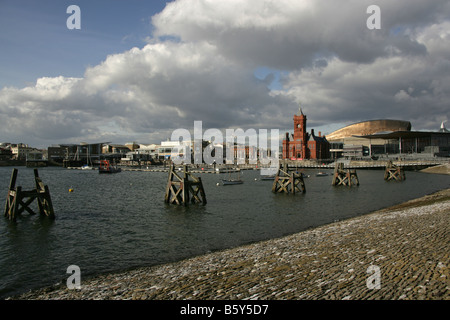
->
125, 142, 140, 151
11, 144, 35, 160
102, 144, 130, 155
0, 146, 12, 161
48, 145, 67, 162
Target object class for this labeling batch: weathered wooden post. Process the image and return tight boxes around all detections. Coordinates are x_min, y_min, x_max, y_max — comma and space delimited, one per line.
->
4, 168, 55, 222
4, 168, 19, 221
272, 162, 306, 194
33, 169, 55, 218
332, 163, 359, 187
384, 161, 406, 181
165, 164, 207, 206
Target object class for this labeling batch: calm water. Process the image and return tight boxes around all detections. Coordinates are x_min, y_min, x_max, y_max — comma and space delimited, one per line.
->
0, 166, 448, 298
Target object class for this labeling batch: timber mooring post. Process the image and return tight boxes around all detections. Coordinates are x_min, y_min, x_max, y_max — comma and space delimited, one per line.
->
272, 161, 306, 194
331, 163, 360, 187
4, 168, 55, 222
384, 161, 406, 181
33, 169, 55, 218
164, 163, 207, 206
4, 168, 18, 221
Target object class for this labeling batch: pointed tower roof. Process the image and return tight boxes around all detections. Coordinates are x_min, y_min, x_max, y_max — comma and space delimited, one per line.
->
297, 103, 304, 116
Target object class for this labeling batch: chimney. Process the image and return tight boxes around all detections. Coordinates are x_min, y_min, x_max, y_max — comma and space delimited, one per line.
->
311, 129, 315, 136
318, 131, 322, 137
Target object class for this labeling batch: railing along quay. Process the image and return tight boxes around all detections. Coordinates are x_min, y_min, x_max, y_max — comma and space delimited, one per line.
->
67, 158, 448, 172
283, 159, 449, 170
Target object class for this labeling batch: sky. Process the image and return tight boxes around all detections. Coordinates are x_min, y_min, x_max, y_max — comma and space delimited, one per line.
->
0, 0, 449, 148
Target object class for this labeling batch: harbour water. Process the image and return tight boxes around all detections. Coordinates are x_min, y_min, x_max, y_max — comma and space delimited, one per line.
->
0, 166, 449, 298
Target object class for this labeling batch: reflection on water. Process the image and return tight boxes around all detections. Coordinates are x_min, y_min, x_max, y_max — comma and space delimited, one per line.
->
0, 166, 448, 297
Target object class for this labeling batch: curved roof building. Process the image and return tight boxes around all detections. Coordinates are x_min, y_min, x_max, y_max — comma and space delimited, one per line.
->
326, 119, 412, 141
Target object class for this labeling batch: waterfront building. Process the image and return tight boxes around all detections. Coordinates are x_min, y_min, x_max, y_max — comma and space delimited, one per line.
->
327, 119, 450, 159
282, 108, 330, 160
125, 142, 140, 151
59, 142, 104, 167
227, 144, 258, 163
120, 144, 159, 165
158, 140, 191, 161
47, 144, 68, 163
137, 143, 159, 157
102, 144, 130, 155
0, 146, 12, 161
121, 150, 154, 165
157, 139, 261, 164
11, 144, 38, 160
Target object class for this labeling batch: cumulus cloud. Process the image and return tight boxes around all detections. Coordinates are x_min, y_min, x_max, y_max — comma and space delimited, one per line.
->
0, 0, 449, 147
0, 40, 291, 146
152, 0, 448, 67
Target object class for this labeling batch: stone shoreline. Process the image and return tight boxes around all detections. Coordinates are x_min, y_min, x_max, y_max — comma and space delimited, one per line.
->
10, 188, 450, 300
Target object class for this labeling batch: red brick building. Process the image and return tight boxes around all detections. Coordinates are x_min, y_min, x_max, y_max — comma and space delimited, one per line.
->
282, 108, 330, 160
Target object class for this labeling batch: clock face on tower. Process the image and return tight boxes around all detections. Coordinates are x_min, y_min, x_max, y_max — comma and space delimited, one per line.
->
297, 124, 301, 128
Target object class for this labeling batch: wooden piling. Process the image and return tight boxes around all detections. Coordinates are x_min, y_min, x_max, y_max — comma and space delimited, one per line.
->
272, 162, 306, 194
165, 164, 207, 206
331, 163, 360, 187
33, 169, 55, 218
4, 168, 55, 222
384, 161, 406, 181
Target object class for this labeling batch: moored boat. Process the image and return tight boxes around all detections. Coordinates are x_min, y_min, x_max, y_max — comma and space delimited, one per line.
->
221, 168, 243, 185
99, 160, 121, 174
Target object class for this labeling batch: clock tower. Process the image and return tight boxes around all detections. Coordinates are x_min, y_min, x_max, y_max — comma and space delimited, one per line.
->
292, 106, 307, 159
293, 107, 307, 141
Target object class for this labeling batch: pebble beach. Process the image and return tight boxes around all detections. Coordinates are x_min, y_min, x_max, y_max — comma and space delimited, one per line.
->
10, 184, 449, 301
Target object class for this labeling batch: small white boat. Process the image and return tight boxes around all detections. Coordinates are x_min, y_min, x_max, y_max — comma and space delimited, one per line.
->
316, 172, 328, 177
82, 147, 95, 170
